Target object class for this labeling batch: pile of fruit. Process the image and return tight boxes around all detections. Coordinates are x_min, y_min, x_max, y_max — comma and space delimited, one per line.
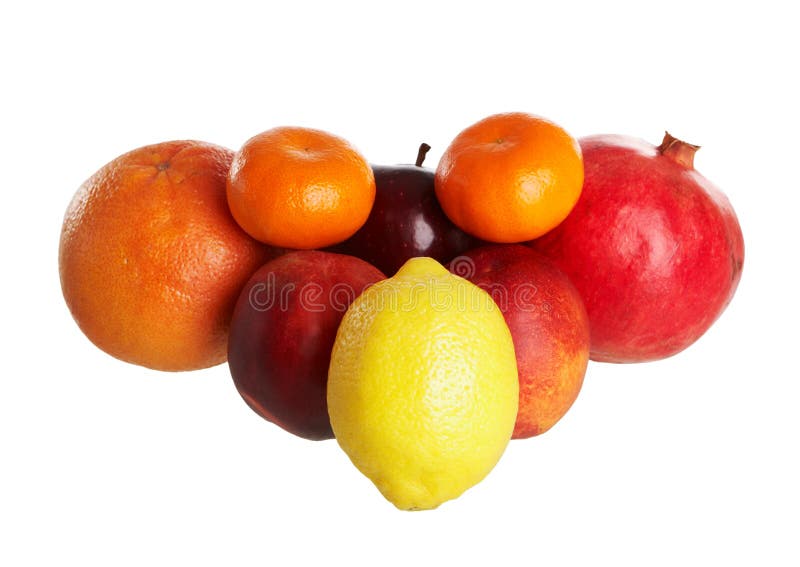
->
59, 112, 744, 510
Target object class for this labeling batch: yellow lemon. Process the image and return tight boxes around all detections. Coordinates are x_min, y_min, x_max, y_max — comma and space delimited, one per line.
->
327, 257, 518, 510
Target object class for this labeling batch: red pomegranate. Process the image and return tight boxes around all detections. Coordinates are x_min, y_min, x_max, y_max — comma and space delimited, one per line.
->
531, 132, 744, 363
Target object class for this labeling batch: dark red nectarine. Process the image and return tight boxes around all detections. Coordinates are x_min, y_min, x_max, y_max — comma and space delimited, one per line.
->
227, 251, 385, 440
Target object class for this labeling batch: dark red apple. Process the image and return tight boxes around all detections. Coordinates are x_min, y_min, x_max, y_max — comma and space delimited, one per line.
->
451, 245, 589, 438
227, 251, 385, 440
531, 133, 744, 363
330, 144, 480, 276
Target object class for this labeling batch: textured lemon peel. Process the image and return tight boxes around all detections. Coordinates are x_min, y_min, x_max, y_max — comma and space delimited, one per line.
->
328, 257, 518, 510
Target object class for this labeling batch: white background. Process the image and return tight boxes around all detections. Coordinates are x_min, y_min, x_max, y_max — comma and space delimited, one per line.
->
2, 1, 798, 565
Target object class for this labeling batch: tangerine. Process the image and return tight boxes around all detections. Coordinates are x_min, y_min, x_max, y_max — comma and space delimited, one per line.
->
435, 112, 584, 243
226, 126, 375, 249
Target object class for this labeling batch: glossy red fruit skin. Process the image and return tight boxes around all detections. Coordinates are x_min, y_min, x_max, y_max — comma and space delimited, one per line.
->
454, 245, 590, 438
227, 251, 385, 440
531, 134, 744, 363
329, 164, 481, 276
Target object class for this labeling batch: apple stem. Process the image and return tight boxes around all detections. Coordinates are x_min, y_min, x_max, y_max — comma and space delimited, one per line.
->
416, 143, 431, 167
657, 131, 700, 169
